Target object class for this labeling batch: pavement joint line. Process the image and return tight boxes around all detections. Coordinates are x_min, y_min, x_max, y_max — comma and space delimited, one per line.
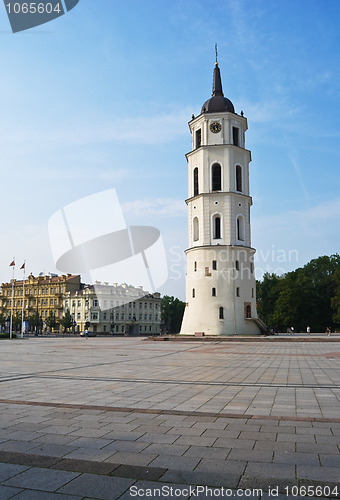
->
149, 336, 340, 343
1, 399, 340, 423
0, 451, 339, 497
1, 374, 340, 390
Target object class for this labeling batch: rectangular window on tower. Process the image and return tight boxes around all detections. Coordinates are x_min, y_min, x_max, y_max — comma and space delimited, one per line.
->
195, 129, 202, 149
232, 127, 239, 146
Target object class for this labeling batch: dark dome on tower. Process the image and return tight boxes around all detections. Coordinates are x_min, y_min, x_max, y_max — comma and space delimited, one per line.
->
201, 62, 235, 114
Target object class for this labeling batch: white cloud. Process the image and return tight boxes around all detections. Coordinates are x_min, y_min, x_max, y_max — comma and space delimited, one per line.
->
122, 198, 186, 219
0, 107, 192, 152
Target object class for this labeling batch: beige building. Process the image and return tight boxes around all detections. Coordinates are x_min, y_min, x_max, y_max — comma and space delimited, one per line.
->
0, 273, 81, 331
63, 283, 161, 335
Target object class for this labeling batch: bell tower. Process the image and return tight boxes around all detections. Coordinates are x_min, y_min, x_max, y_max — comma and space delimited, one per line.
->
180, 59, 262, 335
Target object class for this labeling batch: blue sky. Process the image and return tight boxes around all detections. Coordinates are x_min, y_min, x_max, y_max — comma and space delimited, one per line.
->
1, 0, 340, 300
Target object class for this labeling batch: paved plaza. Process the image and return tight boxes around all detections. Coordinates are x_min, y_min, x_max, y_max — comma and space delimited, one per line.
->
0, 336, 339, 499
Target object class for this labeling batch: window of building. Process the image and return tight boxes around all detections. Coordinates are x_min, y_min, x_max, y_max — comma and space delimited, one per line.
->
144, 314, 147, 320
213, 215, 221, 239
246, 304, 251, 318
65, 300, 68, 308
194, 261, 197, 272
192, 289, 195, 298
219, 307, 224, 320
195, 129, 201, 148
237, 216, 245, 241
250, 263, 254, 273
212, 288, 216, 297
103, 312, 107, 320
193, 217, 199, 241
212, 260, 217, 270
236, 260, 240, 271
93, 299, 98, 307
236, 165, 242, 192
193, 167, 199, 196
252, 288, 254, 298
212, 163, 221, 191
77, 312, 81, 320
90, 312, 98, 321
72, 300, 76, 307
233, 126, 239, 146
236, 287, 240, 297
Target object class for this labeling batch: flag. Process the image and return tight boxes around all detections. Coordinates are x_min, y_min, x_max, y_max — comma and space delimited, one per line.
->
20, 263, 25, 270
9, 260, 15, 267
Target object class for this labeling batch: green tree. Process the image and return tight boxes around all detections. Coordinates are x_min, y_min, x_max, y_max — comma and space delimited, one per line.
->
46, 311, 58, 332
60, 309, 73, 333
256, 273, 281, 327
161, 296, 185, 334
12, 312, 22, 332
257, 254, 340, 332
331, 269, 340, 326
0, 313, 7, 331
28, 311, 41, 334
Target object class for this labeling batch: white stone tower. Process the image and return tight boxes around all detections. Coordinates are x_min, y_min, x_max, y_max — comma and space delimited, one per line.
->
180, 60, 262, 336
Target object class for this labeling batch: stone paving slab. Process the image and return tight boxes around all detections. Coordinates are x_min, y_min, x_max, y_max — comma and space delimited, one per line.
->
0, 337, 339, 498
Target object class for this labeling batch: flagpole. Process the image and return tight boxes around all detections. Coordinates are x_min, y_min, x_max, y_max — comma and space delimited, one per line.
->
9, 259, 15, 340
21, 261, 26, 339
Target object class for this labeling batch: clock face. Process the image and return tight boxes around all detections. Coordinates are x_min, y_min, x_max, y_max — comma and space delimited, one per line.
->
210, 122, 221, 134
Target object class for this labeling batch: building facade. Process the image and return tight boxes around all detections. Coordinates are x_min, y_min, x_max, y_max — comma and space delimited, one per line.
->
180, 61, 263, 335
0, 275, 161, 335
63, 283, 161, 335
0, 273, 81, 330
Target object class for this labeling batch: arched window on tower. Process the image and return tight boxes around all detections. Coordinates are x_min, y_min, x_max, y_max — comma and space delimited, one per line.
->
193, 217, 199, 242
219, 307, 224, 320
211, 163, 221, 191
236, 165, 243, 192
213, 215, 221, 239
193, 167, 199, 196
237, 216, 245, 242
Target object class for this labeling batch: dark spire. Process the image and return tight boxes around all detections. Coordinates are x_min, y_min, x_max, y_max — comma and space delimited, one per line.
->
212, 63, 223, 97
201, 54, 235, 114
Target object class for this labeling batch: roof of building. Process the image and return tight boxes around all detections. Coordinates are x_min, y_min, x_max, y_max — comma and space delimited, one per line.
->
201, 62, 235, 114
